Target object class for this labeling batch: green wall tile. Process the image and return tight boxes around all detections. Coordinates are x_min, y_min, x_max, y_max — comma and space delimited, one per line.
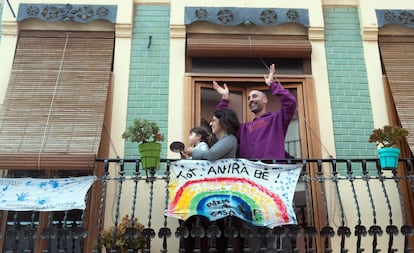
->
124, 5, 171, 169
323, 7, 377, 159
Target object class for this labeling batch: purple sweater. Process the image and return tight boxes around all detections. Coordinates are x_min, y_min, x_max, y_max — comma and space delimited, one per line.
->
217, 82, 297, 159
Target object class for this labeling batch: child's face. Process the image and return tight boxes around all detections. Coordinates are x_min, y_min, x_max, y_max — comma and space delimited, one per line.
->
189, 132, 201, 146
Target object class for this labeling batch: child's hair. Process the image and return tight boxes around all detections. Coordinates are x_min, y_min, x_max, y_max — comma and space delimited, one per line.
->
190, 126, 215, 147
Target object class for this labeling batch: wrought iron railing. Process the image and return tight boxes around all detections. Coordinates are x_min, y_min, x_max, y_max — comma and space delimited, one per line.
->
2, 158, 414, 253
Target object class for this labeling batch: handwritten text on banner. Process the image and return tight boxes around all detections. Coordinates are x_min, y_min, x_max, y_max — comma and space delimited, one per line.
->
166, 159, 302, 228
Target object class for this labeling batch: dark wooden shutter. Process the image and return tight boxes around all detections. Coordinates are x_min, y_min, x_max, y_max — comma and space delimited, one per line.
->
379, 36, 414, 151
186, 34, 311, 58
0, 31, 114, 169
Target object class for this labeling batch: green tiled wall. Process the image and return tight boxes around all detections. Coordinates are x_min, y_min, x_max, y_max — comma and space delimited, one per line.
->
323, 8, 376, 159
124, 5, 170, 162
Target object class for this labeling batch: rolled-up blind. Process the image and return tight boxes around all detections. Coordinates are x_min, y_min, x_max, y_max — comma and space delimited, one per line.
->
0, 31, 114, 169
379, 35, 414, 152
187, 34, 311, 58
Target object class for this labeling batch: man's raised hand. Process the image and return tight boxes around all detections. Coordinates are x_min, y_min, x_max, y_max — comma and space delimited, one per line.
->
264, 64, 276, 86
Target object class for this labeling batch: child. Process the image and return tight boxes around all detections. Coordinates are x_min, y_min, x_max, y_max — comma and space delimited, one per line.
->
182, 127, 214, 159
180, 126, 215, 252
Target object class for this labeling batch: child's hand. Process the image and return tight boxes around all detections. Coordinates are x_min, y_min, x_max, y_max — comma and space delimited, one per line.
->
183, 147, 193, 157
180, 152, 190, 159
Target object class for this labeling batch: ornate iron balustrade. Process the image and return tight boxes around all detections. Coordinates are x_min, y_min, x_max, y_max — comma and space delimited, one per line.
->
2, 158, 414, 253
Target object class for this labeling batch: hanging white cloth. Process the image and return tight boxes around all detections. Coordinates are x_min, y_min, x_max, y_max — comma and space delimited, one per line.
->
0, 176, 96, 211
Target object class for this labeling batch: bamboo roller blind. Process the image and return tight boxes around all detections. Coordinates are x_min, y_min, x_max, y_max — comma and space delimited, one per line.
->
186, 34, 311, 58
0, 31, 114, 169
379, 36, 414, 152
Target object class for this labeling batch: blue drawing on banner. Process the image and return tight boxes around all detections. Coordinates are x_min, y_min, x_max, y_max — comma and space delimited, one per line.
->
17, 192, 29, 201
39, 182, 47, 188
38, 199, 47, 205
25, 181, 34, 186
49, 180, 59, 188
0, 186, 7, 200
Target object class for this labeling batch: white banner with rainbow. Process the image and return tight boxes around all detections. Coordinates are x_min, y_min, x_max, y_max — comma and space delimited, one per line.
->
166, 158, 302, 228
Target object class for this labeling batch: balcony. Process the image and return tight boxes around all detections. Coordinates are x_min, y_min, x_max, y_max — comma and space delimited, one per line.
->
1, 158, 414, 253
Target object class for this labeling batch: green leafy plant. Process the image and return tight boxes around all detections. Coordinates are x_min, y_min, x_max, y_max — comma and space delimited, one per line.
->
122, 118, 165, 143
368, 125, 409, 148
100, 214, 145, 253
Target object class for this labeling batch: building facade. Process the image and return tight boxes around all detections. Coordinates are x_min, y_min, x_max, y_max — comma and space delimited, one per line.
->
0, 0, 413, 252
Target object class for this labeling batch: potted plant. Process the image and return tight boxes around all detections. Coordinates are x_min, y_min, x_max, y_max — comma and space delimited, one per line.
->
368, 125, 409, 169
122, 118, 165, 169
100, 214, 145, 253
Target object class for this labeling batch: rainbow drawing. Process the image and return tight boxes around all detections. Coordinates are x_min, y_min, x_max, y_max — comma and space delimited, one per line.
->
165, 158, 302, 228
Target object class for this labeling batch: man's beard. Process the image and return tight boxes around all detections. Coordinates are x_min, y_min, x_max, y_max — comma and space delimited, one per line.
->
249, 103, 262, 113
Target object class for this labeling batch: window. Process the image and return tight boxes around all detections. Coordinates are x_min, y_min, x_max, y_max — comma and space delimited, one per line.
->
378, 35, 414, 151
189, 78, 308, 159
0, 30, 114, 252
0, 30, 114, 169
378, 35, 414, 230
185, 75, 321, 252
184, 30, 322, 248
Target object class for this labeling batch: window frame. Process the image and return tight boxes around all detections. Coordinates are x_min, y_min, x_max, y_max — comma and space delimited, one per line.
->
0, 30, 114, 253
185, 74, 325, 246
185, 75, 315, 159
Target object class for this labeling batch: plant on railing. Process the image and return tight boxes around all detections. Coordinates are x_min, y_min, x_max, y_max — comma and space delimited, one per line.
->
100, 215, 145, 253
122, 118, 165, 144
122, 118, 165, 169
368, 125, 408, 148
368, 125, 409, 169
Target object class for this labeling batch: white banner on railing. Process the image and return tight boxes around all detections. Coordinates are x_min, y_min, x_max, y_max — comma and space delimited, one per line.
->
166, 158, 302, 228
0, 176, 96, 211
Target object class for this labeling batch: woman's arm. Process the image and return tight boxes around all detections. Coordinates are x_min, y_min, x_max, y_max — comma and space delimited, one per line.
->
192, 135, 237, 160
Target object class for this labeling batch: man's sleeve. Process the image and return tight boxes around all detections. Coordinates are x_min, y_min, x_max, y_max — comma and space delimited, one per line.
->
270, 82, 297, 125
216, 98, 230, 110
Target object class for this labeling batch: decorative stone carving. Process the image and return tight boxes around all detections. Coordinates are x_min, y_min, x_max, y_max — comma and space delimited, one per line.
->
217, 9, 234, 24
286, 9, 299, 21
260, 10, 277, 24
399, 11, 414, 25
17, 3, 117, 23
376, 10, 414, 28
194, 8, 208, 20
185, 7, 309, 27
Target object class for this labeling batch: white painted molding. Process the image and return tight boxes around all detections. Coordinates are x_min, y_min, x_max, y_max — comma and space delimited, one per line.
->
170, 24, 186, 39
362, 27, 378, 41
1, 21, 18, 36
322, 0, 358, 7
115, 23, 132, 38
308, 26, 325, 41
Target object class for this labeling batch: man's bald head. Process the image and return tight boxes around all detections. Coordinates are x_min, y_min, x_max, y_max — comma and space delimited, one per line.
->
247, 90, 268, 116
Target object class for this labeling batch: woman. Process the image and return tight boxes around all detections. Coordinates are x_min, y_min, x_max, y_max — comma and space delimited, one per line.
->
184, 109, 240, 160
182, 109, 240, 253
